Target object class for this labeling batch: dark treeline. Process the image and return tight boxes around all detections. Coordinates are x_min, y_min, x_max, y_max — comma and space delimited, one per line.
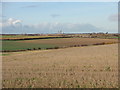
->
2, 36, 72, 41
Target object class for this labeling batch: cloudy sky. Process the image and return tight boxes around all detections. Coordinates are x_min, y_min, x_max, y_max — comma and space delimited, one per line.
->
1, 2, 118, 34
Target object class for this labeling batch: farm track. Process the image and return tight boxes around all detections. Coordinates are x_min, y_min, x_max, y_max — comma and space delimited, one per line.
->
2, 44, 118, 88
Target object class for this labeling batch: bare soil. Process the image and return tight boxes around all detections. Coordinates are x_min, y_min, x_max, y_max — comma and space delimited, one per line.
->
20, 38, 118, 46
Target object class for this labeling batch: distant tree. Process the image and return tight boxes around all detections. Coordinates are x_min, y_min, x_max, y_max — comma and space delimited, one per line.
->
106, 32, 108, 34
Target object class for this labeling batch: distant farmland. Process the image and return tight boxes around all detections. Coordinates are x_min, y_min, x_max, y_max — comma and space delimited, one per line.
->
2, 38, 118, 52
1, 33, 120, 40
1, 35, 70, 40
2, 34, 119, 88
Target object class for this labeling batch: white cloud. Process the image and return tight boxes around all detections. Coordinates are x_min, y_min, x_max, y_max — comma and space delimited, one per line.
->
1, 18, 116, 34
108, 13, 119, 22
50, 14, 60, 18
6, 18, 14, 26
2, 18, 22, 27
21, 5, 39, 8
12, 20, 22, 25
0, 23, 2, 27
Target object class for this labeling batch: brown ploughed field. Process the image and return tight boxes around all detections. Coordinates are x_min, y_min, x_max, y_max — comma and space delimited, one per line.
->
19, 38, 118, 46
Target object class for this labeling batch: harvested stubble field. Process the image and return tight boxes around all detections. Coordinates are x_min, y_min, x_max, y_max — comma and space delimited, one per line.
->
1, 35, 62, 40
2, 43, 118, 88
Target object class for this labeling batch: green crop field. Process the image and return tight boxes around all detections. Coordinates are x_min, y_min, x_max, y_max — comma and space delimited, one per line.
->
2, 40, 57, 51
